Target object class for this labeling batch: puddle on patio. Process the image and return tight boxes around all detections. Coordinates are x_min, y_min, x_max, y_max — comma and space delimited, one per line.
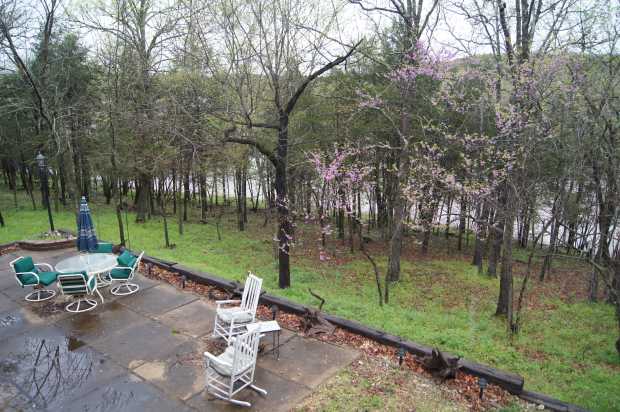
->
0, 329, 94, 410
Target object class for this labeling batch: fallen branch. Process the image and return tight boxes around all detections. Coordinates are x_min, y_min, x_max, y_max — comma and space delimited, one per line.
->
301, 289, 335, 336
416, 348, 460, 381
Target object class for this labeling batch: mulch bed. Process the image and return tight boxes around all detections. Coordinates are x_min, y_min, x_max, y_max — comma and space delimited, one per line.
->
139, 262, 530, 411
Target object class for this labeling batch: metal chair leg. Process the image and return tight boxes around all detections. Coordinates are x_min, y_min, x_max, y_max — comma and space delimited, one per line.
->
97, 272, 112, 288
25, 289, 56, 302
65, 298, 98, 313
110, 282, 139, 296
96, 289, 105, 304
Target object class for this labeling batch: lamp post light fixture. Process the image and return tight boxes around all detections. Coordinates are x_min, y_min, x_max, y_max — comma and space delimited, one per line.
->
398, 346, 406, 366
36, 152, 55, 232
270, 304, 279, 321
478, 377, 488, 399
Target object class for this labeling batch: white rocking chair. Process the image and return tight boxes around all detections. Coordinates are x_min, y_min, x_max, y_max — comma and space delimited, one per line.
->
213, 273, 262, 343
204, 323, 267, 407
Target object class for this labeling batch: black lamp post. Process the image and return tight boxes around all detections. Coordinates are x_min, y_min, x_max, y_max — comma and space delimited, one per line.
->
398, 346, 406, 366
478, 377, 488, 399
36, 152, 55, 232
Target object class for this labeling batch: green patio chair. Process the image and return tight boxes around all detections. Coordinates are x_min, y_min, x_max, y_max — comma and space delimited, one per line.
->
91, 242, 114, 288
57, 271, 103, 313
93, 242, 113, 253
9, 256, 59, 302
109, 250, 144, 296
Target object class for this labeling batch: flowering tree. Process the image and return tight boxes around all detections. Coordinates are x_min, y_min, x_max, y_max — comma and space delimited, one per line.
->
358, 41, 506, 247
307, 145, 388, 304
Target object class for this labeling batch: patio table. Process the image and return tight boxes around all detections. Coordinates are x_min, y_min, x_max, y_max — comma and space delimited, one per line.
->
55, 253, 118, 286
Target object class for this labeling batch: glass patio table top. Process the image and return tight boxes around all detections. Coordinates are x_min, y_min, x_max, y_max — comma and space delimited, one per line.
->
55, 253, 117, 276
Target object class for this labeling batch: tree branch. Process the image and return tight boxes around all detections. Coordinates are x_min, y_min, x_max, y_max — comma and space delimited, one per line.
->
223, 126, 278, 166
285, 40, 362, 115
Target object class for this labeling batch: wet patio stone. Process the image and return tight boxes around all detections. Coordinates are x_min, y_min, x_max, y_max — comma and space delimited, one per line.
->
55, 301, 148, 343
257, 335, 359, 388
186, 366, 312, 412
88, 317, 189, 370
156, 298, 215, 338
63, 373, 194, 412
133, 340, 204, 401
118, 284, 198, 317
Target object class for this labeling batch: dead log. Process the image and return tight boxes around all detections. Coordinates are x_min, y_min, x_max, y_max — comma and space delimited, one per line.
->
417, 347, 460, 381
301, 289, 335, 337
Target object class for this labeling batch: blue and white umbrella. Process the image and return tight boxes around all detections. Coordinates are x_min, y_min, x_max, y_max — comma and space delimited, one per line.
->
76, 196, 98, 252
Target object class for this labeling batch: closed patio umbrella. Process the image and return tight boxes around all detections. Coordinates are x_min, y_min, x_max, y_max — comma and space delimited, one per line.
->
77, 196, 98, 252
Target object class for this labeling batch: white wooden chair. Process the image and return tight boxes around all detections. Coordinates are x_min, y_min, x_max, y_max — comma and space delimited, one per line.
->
204, 323, 267, 407
213, 273, 262, 343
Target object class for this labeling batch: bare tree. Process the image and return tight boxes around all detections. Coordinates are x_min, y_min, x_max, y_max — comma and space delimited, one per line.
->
202, 0, 360, 288
77, 0, 183, 222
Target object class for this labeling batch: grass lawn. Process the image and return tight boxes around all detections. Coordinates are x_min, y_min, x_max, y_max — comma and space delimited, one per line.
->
1, 188, 618, 411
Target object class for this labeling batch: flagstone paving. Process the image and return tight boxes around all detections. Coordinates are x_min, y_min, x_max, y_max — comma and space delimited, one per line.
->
0, 248, 359, 411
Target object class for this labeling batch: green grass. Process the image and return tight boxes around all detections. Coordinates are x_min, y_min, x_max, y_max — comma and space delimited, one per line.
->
1, 188, 619, 411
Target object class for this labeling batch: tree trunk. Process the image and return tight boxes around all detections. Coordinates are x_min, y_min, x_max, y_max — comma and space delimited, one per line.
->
540, 217, 559, 281
161, 192, 170, 248
387, 102, 413, 280
420, 199, 435, 255
276, 116, 291, 289
183, 170, 190, 222
445, 195, 453, 239
496, 185, 514, 320
236, 167, 245, 231
200, 172, 207, 222
116, 203, 125, 246
387, 194, 406, 281
222, 171, 227, 205
472, 203, 484, 268
457, 195, 467, 251
135, 175, 150, 223
172, 168, 177, 214
488, 208, 502, 277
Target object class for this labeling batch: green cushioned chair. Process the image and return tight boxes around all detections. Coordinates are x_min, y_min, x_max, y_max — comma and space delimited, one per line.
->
9, 256, 58, 302
57, 271, 104, 313
93, 242, 113, 253
109, 251, 144, 296
90, 242, 115, 288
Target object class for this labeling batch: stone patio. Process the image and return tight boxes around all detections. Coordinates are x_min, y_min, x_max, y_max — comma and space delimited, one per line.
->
0, 248, 359, 411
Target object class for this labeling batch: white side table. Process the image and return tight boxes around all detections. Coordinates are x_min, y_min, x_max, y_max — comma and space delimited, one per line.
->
252, 320, 281, 359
